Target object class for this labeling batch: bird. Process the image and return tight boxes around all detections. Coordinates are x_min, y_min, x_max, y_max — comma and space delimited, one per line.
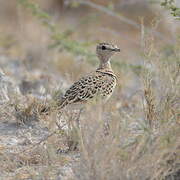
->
55, 42, 120, 110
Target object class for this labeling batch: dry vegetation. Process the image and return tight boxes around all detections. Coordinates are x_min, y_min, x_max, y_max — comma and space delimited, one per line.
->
0, 0, 179, 179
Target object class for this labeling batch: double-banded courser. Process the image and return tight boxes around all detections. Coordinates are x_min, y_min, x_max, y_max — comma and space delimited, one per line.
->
56, 43, 120, 109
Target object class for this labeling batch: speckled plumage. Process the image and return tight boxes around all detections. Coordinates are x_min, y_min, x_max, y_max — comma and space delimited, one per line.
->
57, 43, 120, 109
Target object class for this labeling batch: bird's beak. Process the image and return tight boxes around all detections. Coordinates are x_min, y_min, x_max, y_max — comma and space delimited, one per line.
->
115, 48, 120, 52
111, 47, 120, 52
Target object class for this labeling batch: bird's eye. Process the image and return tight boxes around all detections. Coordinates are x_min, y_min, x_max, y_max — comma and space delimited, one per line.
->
101, 45, 106, 50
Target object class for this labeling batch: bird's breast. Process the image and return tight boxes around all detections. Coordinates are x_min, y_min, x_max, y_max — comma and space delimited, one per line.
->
99, 76, 117, 102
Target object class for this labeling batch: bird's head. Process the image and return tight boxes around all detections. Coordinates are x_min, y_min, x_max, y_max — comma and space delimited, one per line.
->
96, 43, 120, 63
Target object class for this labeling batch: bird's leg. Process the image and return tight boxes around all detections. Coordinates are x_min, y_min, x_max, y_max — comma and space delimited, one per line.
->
60, 107, 84, 153
55, 109, 64, 129
75, 107, 84, 128
102, 103, 110, 136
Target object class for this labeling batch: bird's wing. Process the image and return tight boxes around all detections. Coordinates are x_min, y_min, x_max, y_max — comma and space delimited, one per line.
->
57, 72, 109, 108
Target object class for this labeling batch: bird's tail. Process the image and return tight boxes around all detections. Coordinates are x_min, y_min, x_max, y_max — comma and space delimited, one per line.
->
40, 98, 68, 115
39, 100, 54, 115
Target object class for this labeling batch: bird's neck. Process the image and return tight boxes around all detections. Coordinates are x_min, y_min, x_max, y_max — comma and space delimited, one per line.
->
98, 60, 112, 70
